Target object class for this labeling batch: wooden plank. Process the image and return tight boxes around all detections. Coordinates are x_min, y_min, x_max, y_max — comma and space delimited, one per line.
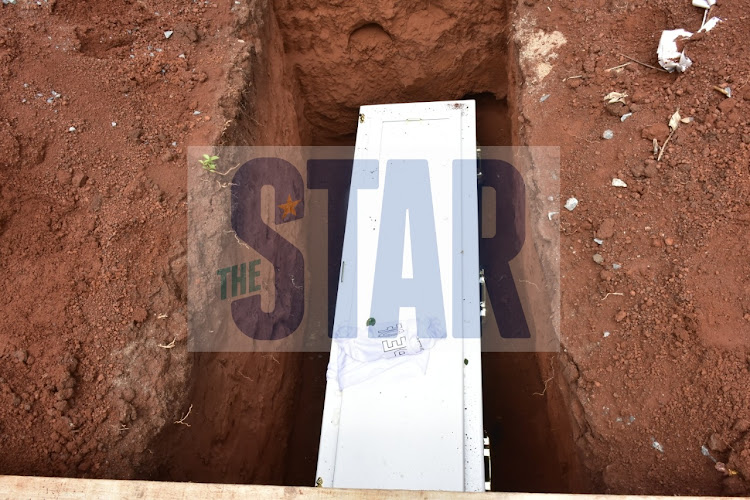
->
0, 475, 730, 500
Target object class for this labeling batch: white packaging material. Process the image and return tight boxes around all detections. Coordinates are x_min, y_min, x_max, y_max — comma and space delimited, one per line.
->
657, 17, 721, 72
329, 317, 443, 389
657, 29, 694, 72
692, 0, 716, 8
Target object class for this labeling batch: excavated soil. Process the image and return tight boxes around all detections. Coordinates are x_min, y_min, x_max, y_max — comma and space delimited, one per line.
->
0, 0, 749, 496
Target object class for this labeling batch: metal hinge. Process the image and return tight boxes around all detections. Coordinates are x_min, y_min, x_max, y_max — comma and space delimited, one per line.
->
479, 269, 487, 319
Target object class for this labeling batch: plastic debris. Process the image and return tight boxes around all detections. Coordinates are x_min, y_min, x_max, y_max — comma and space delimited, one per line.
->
540, 94, 551, 102
701, 16, 721, 32
620, 112, 632, 122
652, 439, 665, 453
611, 178, 628, 188
612, 263, 622, 270
547, 211, 559, 221
603, 129, 614, 140
68, 126, 76, 132
692, 0, 716, 8
111, 122, 117, 127
657, 29, 694, 72
657, 18, 722, 72
594, 238, 604, 245
164, 30, 174, 39
193, 110, 201, 115
603, 331, 611, 338
2, 0, 17, 4
564, 197, 578, 211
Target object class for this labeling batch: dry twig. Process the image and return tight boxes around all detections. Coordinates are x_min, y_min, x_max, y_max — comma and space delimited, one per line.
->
158, 337, 176, 349
175, 404, 193, 427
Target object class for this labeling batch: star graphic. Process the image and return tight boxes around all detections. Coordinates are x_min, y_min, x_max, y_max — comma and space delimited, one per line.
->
278, 194, 301, 220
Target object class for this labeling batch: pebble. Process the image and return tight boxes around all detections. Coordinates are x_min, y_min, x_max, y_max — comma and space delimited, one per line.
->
602, 129, 614, 140
564, 197, 578, 211
72, 173, 88, 188
652, 439, 664, 453
164, 30, 173, 39
611, 178, 628, 188
596, 218, 615, 239
593, 253, 604, 264
708, 433, 728, 452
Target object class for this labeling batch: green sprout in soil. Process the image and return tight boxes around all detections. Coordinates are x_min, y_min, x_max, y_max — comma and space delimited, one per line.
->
199, 154, 220, 172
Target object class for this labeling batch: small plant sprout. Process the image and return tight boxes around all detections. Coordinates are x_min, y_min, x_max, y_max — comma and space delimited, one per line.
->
199, 154, 219, 172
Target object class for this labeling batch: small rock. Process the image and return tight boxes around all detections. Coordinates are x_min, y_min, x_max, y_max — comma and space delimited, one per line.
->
708, 433, 729, 452
160, 149, 175, 162
128, 128, 143, 141
120, 387, 136, 403
71, 173, 88, 188
605, 102, 629, 117
164, 30, 174, 39
596, 218, 616, 239
611, 178, 628, 188
133, 307, 148, 323
14, 350, 27, 363
175, 23, 199, 43
642, 123, 670, 142
733, 418, 750, 433
564, 197, 578, 211
718, 98, 736, 114
602, 129, 614, 140
615, 310, 627, 322
631, 164, 646, 178
593, 254, 604, 265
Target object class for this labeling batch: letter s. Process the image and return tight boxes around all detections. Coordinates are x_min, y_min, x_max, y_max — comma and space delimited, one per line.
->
230, 158, 304, 340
